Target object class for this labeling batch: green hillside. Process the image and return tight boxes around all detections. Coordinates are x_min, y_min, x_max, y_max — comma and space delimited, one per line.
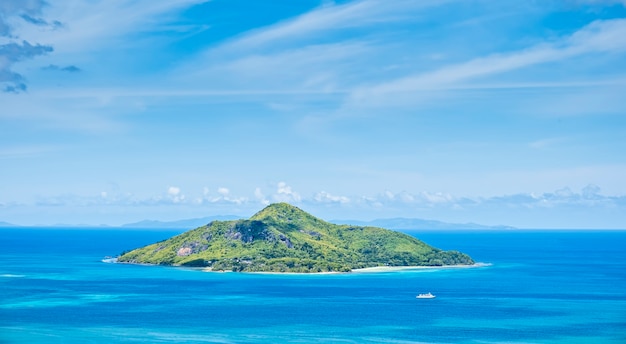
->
118, 203, 474, 272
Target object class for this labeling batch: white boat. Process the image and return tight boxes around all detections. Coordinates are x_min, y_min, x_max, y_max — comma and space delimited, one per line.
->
416, 292, 435, 299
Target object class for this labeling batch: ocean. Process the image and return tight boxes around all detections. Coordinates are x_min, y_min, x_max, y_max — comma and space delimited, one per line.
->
0, 228, 625, 343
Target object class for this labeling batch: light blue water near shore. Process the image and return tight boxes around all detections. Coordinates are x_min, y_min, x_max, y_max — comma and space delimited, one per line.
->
1, 228, 625, 343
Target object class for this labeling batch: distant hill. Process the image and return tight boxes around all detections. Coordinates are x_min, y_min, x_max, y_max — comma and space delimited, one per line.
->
121, 215, 241, 229
118, 203, 474, 273
0, 221, 18, 227
335, 218, 514, 230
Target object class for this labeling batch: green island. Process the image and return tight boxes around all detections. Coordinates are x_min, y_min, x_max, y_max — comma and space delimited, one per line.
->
118, 203, 474, 273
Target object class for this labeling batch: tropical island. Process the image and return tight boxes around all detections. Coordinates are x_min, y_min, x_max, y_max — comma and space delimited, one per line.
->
118, 203, 474, 273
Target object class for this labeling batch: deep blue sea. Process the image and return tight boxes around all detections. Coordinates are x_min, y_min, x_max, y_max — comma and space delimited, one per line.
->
1, 228, 625, 343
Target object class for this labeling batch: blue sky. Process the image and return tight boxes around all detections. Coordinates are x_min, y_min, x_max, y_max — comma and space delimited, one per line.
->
1, 0, 626, 228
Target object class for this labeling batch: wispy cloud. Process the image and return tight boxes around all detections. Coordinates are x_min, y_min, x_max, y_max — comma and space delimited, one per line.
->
20, 14, 62, 29
1, 0, 208, 93
351, 18, 626, 104
21, 0, 209, 53
0, 40, 53, 92
190, 41, 370, 92
0, 0, 48, 37
0, 144, 63, 158
176, 0, 450, 93
0, 1, 56, 92
42, 64, 81, 72
216, 0, 445, 52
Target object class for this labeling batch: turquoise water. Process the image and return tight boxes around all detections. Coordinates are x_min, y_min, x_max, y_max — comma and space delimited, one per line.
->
1, 228, 625, 343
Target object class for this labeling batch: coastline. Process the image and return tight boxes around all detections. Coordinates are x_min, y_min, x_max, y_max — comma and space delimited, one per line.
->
351, 262, 491, 273
108, 257, 490, 274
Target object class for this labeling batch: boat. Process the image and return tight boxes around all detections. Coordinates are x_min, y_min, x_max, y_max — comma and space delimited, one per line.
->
416, 292, 435, 299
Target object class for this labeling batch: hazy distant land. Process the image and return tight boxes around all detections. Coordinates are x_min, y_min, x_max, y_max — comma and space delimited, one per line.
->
0, 215, 514, 230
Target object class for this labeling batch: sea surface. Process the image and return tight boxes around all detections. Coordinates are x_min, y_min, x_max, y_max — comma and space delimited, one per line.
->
0, 228, 625, 343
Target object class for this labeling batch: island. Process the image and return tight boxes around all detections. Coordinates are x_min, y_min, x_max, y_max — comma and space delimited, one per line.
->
118, 203, 474, 273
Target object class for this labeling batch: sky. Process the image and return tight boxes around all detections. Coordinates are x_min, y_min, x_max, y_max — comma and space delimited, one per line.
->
1, 0, 626, 228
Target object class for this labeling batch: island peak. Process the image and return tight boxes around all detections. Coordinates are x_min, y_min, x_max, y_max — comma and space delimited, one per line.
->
250, 202, 326, 225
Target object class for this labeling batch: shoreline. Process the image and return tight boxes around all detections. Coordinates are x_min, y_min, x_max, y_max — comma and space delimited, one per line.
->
234, 263, 490, 275
351, 262, 491, 273
107, 258, 490, 274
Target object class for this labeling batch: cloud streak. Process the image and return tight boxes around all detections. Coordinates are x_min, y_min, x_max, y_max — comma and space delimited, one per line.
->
21, 0, 209, 53
215, 0, 445, 52
352, 18, 626, 104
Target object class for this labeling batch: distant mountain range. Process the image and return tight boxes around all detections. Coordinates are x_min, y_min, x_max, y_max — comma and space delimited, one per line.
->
0, 215, 513, 230
120, 216, 513, 230
334, 218, 514, 230
120, 215, 242, 229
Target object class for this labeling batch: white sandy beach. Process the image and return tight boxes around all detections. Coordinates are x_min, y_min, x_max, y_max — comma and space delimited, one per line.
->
351, 263, 491, 273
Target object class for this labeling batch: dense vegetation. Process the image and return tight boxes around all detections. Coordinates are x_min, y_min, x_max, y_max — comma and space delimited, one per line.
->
118, 203, 474, 272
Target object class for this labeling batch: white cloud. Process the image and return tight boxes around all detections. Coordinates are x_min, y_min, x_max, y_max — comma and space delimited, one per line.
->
272, 181, 302, 203
254, 187, 270, 206
197, 186, 246, 205
167, 186, 180, 196
582, 184, 601, 198
419, 191, 455, 204
167, 186, 184, 203
360, 190, 455, 207
313, 191, 350, 204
